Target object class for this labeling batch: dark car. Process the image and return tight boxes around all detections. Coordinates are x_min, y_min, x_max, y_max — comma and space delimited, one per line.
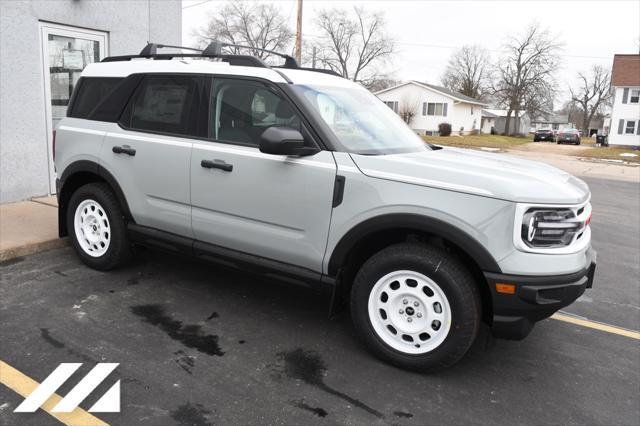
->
557, 129, 581, 145
533, 129, 555, 142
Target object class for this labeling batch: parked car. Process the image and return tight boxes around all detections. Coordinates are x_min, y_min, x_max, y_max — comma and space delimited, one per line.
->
533, 129, 555, 142
557, 129, 582, 145
54, 43, 596, 372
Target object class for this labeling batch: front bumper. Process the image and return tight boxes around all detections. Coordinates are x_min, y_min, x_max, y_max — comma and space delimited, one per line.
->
484, 250, 596, 339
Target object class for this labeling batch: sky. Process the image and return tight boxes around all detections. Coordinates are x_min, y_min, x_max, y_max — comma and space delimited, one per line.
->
182, 0, 640, 106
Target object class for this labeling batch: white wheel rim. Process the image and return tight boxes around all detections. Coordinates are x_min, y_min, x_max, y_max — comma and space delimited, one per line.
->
73, 199, 111, 257
368, 270, 452, 354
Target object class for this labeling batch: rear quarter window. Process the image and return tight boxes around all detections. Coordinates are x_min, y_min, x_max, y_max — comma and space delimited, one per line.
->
68, 77, 123, 118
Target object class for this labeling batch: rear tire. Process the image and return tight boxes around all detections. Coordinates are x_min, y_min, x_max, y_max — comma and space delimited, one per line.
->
350, 243, 481, 372
67, 182, 132, 270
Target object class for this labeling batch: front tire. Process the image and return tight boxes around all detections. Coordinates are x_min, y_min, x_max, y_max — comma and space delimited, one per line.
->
350, 243, 481, 372
67, 183, 132, 270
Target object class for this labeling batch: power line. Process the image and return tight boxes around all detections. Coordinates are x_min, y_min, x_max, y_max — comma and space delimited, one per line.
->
305, 33, 610, 60
182, 0, 211, 10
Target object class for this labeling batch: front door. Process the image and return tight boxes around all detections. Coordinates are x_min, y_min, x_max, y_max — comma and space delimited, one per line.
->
40, 22, 108, 193
191, 77, 337, 272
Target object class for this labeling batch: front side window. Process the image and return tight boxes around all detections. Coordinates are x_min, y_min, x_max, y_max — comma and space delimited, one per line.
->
210, 78, 303, 147
630, 89, 640, 103
292, 84, 430, 155
625, 120, 636, 134
128, 75, 201, 136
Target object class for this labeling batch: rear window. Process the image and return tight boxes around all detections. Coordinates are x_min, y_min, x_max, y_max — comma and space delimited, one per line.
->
69, 77, 123, 118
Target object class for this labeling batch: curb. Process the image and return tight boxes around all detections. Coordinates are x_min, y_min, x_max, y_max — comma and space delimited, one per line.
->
0, 238, 70, 263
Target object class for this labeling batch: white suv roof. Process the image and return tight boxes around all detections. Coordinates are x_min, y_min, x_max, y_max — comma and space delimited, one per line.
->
82, 57, 355, 87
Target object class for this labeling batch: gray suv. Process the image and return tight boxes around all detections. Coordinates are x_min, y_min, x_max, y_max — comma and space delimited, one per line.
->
54, 43, 596, 372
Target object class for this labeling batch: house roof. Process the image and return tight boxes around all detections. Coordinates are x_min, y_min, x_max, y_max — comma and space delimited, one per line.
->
611, 54, 640, 87
481, 110, 498, 118
483, 108, 527, 118
374, 81, 486, 105
531, 113, 569, 124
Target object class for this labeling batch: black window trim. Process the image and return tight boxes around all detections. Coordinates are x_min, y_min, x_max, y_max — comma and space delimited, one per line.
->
114, 72, 334, 152
204, 74, 324, 151
117, 72, 210, 141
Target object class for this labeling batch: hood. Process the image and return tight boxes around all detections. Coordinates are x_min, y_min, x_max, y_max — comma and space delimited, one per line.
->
350, 147, 590, 204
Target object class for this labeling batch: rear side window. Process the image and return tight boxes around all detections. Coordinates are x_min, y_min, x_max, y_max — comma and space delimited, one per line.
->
125, 75, 204, 137
69, 77, 123, 118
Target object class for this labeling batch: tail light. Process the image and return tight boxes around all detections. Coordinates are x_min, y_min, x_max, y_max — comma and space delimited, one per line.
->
52, 130, 56, 161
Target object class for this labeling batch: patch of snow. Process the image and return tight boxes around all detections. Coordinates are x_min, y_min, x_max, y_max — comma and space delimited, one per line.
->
480, 147, 500, 152
619, 153, 638, 157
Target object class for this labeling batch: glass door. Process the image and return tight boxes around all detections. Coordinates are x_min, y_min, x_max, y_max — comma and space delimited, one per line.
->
40, 22, 108, 193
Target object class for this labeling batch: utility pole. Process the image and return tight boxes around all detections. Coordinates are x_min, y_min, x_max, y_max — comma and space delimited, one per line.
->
294, 0, 303, 64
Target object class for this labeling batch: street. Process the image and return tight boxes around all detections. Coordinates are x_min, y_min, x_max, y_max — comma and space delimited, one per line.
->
1, 176, 639, 426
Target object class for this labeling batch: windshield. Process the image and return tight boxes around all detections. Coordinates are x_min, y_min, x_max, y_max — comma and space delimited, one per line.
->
291, 84, 430, 155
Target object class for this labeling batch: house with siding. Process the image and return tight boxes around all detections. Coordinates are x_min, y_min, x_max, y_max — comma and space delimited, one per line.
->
608, 54, 640, 147
482, 109, 531, 136
530, 113, 572, 133
375, 81, 486, 135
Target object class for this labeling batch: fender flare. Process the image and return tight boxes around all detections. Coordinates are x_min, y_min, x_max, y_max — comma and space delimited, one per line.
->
58, 160, 134, 236
327, 213, 502, 275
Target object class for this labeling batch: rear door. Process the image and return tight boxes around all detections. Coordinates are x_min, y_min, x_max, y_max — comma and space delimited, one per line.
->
100, 74, 208, 237
190, 77, 337, 272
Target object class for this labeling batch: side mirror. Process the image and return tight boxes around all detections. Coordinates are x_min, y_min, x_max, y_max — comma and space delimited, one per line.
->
259, 127, 318, 156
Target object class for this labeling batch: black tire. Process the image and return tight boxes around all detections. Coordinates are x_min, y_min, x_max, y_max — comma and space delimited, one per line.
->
350, 242, 481, 372
67, 182, 132, 270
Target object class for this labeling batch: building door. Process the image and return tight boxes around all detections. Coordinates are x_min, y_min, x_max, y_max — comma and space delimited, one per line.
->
40, 22, 108, 193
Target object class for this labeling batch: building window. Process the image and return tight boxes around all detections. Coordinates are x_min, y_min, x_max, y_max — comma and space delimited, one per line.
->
426, 102, 447, 116
471, 106, 474, 115
625, 120, 636, 134
630, 89, 640, 104
384, 101, 398, 113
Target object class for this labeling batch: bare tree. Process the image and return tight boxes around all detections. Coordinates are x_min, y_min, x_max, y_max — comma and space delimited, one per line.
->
493, 23, 560, 135
398, 96, 420, 125
441, 45, 491, 100
195, 1, 292, 61
569, 65, 611, 135
312, 7, 394, 83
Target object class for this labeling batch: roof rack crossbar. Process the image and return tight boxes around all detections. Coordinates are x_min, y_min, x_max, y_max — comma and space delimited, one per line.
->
139, 43, 203, 56
203, 40, 299, 69
101, 41, 343, 78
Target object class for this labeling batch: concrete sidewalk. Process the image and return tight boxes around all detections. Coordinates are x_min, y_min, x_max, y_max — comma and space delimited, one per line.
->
0, 196, 68, 262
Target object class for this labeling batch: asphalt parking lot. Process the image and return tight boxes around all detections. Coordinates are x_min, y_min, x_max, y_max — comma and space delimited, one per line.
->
1, 176, 639, 426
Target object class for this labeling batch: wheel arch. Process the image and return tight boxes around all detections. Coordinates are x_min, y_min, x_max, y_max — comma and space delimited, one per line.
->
327, 214, 501, 323
58, 160, 134, 237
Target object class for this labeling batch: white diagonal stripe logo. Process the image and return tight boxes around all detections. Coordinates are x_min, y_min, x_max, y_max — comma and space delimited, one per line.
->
13, 363, 120, 413
13, 363, 82, 412
52, 363, 119, 412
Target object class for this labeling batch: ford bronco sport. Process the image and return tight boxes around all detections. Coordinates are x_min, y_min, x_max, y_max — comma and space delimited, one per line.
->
54, 43, 596, 372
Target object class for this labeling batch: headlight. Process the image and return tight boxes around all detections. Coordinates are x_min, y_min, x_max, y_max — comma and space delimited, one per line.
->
521, 209, 581, 247
514, 202, 591, 253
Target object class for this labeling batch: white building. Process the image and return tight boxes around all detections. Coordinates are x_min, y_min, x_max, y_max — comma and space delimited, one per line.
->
482, 109, 531, 136
375, 81, 485, 135
608, 54, 640, 147
530, 114, 571, 133
0, 0, 182, 203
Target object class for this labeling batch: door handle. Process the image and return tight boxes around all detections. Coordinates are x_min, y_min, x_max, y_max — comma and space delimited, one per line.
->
112, 145, 136, 156
201, 159, 233, 172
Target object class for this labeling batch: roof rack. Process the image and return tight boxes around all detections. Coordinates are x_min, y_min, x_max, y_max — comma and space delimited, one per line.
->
100, 41, 342, 77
